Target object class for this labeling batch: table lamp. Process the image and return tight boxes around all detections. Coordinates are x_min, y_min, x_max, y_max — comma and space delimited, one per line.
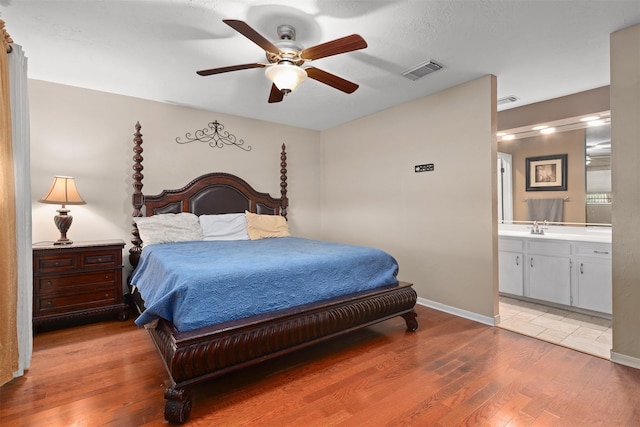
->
38, 176, 86, 245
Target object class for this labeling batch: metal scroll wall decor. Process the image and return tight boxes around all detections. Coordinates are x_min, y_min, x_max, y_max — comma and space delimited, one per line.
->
176, 120, 251, 151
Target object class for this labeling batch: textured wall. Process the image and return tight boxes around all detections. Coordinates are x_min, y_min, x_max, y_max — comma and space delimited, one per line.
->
320, 76, 498, 321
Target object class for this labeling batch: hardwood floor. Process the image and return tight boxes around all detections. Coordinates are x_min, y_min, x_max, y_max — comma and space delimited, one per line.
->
2, 305, 640, 426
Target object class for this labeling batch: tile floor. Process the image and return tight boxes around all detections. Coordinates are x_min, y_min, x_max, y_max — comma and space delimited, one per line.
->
498, 296, 612, 359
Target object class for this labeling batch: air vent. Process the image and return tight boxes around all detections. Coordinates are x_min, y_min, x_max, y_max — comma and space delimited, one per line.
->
498, 95, 519, 105
402, 60, 443, 81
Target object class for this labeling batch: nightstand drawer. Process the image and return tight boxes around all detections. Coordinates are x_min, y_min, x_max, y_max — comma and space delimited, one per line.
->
36, 254, 76, 273
37, 271, 116, 293
36, 289, 116, 315
82, 251, 119, 268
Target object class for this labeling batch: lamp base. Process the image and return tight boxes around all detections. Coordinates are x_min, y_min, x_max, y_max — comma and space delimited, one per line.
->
54, 209, 74, 245
54, 238, 73, 245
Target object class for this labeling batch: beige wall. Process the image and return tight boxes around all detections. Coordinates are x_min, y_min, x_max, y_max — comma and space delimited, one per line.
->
29, 80, 323, 274
320, 76, 499, 321
611, 24, 640, 364
499, 129, 586, 223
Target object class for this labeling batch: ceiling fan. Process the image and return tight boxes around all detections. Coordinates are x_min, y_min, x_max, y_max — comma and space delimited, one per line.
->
196, 20, 368, 103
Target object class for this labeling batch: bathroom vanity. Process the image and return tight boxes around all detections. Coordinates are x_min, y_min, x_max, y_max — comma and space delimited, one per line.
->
498, 225, 612, 316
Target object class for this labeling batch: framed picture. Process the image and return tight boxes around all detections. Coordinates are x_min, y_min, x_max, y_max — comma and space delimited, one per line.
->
525, 154, 567, 191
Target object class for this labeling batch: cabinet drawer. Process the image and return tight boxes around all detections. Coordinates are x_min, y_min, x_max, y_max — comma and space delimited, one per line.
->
499, 238, 523, 252
574, 243, 612, 258
35, 254, 76, 273
37, 271, 116, 293
82, 250, 120, 268
36, 289, 116, 315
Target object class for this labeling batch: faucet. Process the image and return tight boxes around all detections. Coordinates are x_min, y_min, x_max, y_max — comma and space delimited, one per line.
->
530, 220, 545, 235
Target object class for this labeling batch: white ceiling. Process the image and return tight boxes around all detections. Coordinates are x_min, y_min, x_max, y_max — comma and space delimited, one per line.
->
2, 0, 639, 131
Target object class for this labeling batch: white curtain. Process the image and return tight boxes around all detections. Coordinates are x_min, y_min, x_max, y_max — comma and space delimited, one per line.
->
9, 44, 32, 377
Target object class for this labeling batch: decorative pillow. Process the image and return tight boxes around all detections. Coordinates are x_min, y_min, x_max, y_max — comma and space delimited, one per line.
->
134, 213, 203, 247
199, 213, 250, 241
245, 210, 290, 240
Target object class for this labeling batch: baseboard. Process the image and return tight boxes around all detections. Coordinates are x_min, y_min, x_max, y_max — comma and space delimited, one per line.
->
417, 297, 498, 326
610, 351, 640, 369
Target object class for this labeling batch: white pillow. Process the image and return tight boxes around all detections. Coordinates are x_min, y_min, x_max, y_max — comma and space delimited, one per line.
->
199, 213, 249, 241
134, 213, 203, 247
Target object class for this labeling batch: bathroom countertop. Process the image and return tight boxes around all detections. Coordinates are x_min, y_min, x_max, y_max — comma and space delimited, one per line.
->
498, 225, 611, 244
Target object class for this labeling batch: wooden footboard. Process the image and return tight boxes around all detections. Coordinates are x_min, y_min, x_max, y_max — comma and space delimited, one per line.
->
138, 281, 418, 423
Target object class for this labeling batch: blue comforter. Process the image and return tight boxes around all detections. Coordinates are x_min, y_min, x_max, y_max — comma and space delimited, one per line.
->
131, 237, 399, 332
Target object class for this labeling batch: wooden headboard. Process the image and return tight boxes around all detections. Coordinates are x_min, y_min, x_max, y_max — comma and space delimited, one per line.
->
129, 122, 288, 267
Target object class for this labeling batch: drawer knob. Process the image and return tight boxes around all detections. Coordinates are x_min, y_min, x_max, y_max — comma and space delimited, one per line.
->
46, 281, 52, 286
97, 257, 103, 262
105, 275, 110, 279
54, 261, 59, 266
46, 301, 52, 306
105, 294, 109, 298
593, 250, 609, 255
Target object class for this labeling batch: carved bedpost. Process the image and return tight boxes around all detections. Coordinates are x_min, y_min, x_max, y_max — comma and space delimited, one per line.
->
280, 144, 288, 218
130, 121, 144, 267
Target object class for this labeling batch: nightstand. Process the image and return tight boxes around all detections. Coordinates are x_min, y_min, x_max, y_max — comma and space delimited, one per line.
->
32, 239, 128, 330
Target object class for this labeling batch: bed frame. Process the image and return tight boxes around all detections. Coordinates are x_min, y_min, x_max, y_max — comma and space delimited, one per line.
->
128, 122, 418, 423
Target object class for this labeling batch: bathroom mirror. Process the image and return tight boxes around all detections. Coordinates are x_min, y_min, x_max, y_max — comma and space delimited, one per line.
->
497, 115, 612, 226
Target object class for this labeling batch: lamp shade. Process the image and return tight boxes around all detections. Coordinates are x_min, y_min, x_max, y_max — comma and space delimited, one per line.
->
265, 63, 307, 92
39, 176, 86, 207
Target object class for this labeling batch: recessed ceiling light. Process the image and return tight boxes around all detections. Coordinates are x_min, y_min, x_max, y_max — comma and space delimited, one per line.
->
580, 115, 600, 122
502, 134, 515, 140
540, 127, 556, 134
532, 125, 548, 130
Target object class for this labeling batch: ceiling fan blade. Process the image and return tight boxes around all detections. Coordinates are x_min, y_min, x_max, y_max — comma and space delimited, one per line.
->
223, 19, 280, 55
305, 67, 359, 94
268, 84, 284, 103
196, 63, 265, 76
301, 34, 367, 61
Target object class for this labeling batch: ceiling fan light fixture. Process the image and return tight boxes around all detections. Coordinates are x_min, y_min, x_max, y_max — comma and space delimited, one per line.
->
265, 63, 307, 93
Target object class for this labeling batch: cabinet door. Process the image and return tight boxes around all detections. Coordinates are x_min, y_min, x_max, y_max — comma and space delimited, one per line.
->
575, 257, 612, 314
498, 251, 523, 295
527, 254, 571, 305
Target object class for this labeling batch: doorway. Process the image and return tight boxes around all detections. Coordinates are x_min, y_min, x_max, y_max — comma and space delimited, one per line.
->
497, 152, 513, 223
